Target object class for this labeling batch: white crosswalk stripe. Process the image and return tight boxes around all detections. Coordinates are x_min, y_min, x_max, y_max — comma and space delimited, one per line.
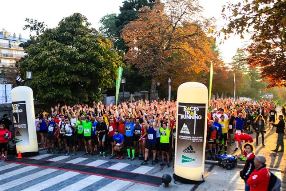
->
97, 179, 133, 191
86, 159, 108, 167
131, 166, 154, 174
30, 154, 53, 160
0, 163, 20, 172
48, 155, 70, 162
0, 168, 57, 190
21, 171, 79, 191
65, 157, 88, 164
0, 154, 159, 191
108, 162, 129, 170
0, 166, 38, 180
58, 175, 104, 191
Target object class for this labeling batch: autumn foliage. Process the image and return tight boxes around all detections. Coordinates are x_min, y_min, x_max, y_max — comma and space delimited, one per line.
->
223, 0, 286, 86
121, 1, 221, 89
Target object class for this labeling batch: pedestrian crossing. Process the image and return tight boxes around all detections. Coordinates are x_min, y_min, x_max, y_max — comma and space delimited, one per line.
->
0, 153, 158, 191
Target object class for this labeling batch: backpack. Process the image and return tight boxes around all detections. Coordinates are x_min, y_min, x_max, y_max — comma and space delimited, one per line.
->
268, 172, 281, 191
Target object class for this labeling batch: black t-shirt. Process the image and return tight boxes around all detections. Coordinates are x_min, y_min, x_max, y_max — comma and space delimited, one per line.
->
96, 122, 107, 135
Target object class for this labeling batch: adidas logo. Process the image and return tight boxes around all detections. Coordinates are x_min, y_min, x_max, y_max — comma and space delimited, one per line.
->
183, 145, 195, 153
180, 123, 190, 134
181, 155, 195, 163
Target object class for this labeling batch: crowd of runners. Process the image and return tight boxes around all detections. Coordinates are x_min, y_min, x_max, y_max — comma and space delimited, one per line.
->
1, 98, 285, 164
32, 99, 284, 163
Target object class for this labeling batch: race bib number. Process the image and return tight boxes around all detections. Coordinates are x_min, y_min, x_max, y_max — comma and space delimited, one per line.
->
84, 129, 90, 134
161, 131, 166, 136
78, 126, 83, 131
109, 126, 113, 132
229, 125, 232, 129
148, 134, 154, 140
135, 130, 141, 134
48, 125, 54, 132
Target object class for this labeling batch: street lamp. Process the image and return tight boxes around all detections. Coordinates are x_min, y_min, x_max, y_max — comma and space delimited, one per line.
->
156, 82, 160, 99
168, 78, 171, 101
26, 71, 32, 80
233, 72, 236, 100
121, 78, 126, 102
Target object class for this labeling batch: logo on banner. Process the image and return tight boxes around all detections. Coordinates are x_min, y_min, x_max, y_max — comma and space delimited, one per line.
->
181, 155, 195, 163
180, 123, 190, 134
183, 145, 196, 153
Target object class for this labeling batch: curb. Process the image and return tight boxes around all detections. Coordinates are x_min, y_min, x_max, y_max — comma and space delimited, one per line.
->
205, 160, 282, 172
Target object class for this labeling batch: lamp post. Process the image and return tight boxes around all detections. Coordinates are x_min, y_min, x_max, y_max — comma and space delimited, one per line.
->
121, 78, 126, 102
233, 72, 236, 100
26, 71, 32, 80
156, 82, 160, 99
168, 78, 171, 101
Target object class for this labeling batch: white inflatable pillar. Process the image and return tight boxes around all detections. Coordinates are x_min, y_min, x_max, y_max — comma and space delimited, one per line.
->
11, 86, 38, 155
174, 82, 208, 183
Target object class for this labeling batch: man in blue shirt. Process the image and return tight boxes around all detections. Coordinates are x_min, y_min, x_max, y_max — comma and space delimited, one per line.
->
125, 117, 135, 160
113, 129, 124, 159
234, 113, 245, 151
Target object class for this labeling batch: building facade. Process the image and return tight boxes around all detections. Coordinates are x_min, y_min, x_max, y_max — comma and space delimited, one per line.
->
0, 29, 27, 84
0, 29, 26, 68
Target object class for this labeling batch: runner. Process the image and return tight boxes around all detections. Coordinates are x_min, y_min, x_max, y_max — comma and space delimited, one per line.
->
219, 114, 229, 153
159, 121, 171, 167
46, 117, 57, 153
0, 123, 11, 160
76, 115, 85, 151
107, 116, 117, 157
124, 117, 135, 160
82, 116, 92, 155
141, 119, 157, 165
134, 118, 143, 159
113, 129, 124, 159
61, 118, 74, 155
96, 116, 108, 157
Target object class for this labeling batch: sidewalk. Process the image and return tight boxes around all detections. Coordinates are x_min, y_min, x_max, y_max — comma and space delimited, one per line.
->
231, 124, 286, 190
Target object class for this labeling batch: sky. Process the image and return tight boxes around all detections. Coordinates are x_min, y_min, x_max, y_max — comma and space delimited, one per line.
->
0, 0, 249, 63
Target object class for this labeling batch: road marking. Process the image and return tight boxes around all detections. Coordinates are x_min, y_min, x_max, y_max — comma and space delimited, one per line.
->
108, 162, 129, 170
0, 166, 38, 180
86, 160, 108, 167
65, 157, 88, 164
21, 171, 79, 191
30, 154, 53, 160
59, 175, 104, 191
48, 156, 70, 162
0, 163, 20, 172
97, 179, 132, 191
0, 169, 57, 190
131, 166, 154, 174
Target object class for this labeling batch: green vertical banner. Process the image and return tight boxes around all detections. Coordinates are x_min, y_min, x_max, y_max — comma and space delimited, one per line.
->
115, 66, 123, 105
208, 62, 213, 102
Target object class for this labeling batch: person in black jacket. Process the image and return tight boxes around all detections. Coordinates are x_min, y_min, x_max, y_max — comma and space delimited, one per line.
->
254, 115, 265, 146
271, 115, 285, 152
240, 143, 255, 191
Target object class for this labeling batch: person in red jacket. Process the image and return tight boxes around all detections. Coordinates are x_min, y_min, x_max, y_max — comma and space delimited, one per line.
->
0, 123, 12, 160
247, 155, 270, 191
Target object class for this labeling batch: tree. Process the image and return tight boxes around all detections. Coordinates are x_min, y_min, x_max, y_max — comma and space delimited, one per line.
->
18, 13, 123, 105
99, 0, 155, 94
100, 0, 155, 51
222, 0, 286, 86
121, 1, 220, 95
